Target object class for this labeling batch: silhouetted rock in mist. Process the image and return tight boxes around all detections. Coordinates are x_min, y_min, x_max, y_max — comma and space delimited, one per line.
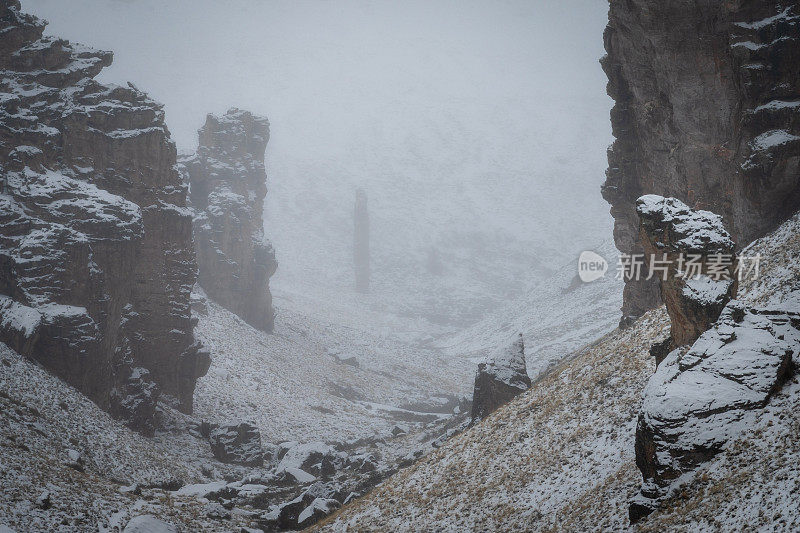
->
354, 188, 370, 293
181, 108, 277, 332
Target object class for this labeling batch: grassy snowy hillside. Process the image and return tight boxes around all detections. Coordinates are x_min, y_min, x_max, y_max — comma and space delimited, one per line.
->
316, 211, 800, 532
437, 241, 622, 379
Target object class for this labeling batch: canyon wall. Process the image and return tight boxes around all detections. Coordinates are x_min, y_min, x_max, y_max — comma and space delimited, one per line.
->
602, 1, 800, 322
0, 1, 209, 434
181, 109, 277, 332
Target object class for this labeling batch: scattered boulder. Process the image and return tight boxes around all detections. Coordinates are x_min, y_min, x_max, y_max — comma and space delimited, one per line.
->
298, 497, 341, 528
64, 449, 84, 472
205, 502, 231, 520
122, 515, 179, 533
636, 195, 737, 356
209, 422, 264, 467
34, 491, 51, 510
471, 334, 531, 423
260, 489, 340, 531
276, 442, 337, 479
391, 425, 407, 437
630, 303, 800, 521
332, 353, 360, 368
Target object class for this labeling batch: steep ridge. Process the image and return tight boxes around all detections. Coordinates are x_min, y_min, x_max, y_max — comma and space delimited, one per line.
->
181, 108, 277, 332
316, 209, 800, 532
602, 1, 800, 322
0, 0, 207, 433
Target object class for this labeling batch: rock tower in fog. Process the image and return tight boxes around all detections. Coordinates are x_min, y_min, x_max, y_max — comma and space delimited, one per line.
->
354, 188, 370, 293
181, 109, 278, 332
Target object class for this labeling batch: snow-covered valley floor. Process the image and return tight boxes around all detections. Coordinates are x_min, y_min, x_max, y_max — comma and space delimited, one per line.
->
0, 241, 624, 531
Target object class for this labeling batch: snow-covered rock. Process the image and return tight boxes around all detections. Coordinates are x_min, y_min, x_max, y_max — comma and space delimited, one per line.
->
298, 497, 341, 528
180, 108, 278, 332
209, 422, 264, 467
122, 515, 178, 533
470, 333, 531, 423
636, 195, 737, 356
631, 302, 800, 521
0, 0, 208, 430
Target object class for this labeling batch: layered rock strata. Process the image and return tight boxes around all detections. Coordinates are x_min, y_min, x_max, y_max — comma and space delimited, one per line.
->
181, 109, 277, 332
603, 2, 800, 322
0, 0, 208, 433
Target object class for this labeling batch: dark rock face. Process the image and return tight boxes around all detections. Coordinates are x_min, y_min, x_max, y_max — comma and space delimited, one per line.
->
630, 303, 799, 521
0, 1, 208, 431
603, 2, 800, 322
636, 196, 737, 353
181, 109, 277, 332
209, 422, 264, 466
471, 334, 531, 423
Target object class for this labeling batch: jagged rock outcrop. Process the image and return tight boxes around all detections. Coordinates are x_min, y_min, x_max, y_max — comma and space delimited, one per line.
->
471, 334, 531, 423
631, 302, 800, 521
181, 109, 277, 332
636, 196, 737, 358
602, 2, 800, 323
209, 422, 264, 467
0, 1, 208, 433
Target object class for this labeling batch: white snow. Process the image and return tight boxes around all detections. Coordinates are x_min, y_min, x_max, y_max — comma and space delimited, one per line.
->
682, 274, 732, 305
122, 515, 178, 533
734, 7, 797, 30
753, 100, 800, 113
750, 129, 800, 151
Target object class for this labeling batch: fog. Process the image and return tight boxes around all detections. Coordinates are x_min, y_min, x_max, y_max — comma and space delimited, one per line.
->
26, 0, 613, 328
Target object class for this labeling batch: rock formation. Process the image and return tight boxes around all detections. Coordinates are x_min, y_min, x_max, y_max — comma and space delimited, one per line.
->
209, 421, 264, 467
354, 188, 370, 293
602, 2, 800, 323
636, 196, 737, 357
631, 303, 799, 521
181, 109, 277, 332
471, 334, 531, 423
0, 1, 208, 433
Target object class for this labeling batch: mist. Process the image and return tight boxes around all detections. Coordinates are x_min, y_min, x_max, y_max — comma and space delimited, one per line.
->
25, 0, 612, 330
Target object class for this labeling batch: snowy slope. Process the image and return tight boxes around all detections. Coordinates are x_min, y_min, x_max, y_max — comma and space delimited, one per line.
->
193, 295, 474, 444
316, 211, 800, 532
436, 240, 623, 379
0, 290, 471, 532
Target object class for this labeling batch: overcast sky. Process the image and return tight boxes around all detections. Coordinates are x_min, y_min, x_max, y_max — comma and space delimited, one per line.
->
25, 0, 614, 317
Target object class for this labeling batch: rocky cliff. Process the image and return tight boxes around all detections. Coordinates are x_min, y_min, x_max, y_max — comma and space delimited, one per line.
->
602, 1, 800, 323
0, 0, 209, 434
181, 109, 277, 332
